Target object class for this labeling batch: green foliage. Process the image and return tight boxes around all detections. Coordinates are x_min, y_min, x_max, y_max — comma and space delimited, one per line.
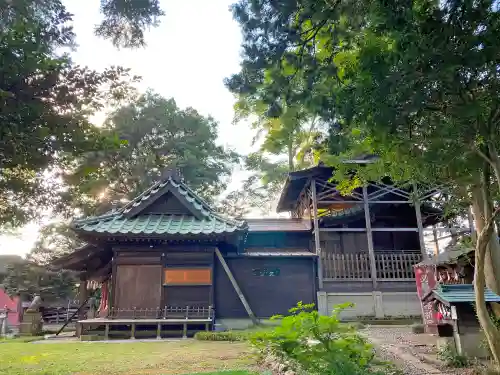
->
27, 223, 84, 265
437, 343, 470, 368
228, 0, 500, 365
194, 331, 249, 342
0, 0, 139, 228
70, 91, 240, 213
2, 260, 77, 301
250, 302, 387, 375
95, 0, 164, 48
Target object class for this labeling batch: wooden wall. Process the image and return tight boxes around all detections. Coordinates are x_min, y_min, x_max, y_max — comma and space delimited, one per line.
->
111, 245, 315, 319
214, 257, 316, 319
163, 250, 214, 308
245, 232, 311, 249
320, 231, 420, 254
112, 251, 163, 312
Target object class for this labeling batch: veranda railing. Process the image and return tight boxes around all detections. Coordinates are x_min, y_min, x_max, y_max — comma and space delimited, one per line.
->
322, 251, 421, 281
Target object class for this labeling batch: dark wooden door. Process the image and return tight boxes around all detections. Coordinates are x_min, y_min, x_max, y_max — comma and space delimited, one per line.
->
114, 265, 163, 311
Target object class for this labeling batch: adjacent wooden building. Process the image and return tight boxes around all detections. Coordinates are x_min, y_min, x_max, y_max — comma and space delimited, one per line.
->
53, 163, 444, 337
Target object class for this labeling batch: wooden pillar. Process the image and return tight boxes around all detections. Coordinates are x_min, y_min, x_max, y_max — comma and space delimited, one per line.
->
104, 324, 110, 340
130, 323, 136, 340
156, 323, 161, 339
413, 184, 428, 260
362, 185, 378, 289
76, 279, 87, 337
78, 279, 88, 320
311, 179, 323, 289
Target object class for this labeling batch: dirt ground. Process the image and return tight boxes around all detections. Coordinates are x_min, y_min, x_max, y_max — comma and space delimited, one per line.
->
363, 326, 487, 375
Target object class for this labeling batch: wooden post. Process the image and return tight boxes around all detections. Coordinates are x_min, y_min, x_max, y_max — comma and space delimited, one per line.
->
104, 324, 110, 340
363, 185, 378, 289
78, 280, 88, 321
214, 247, 258, 324
156, 323, 161, 340
76, 279, 88, 337
311, 179, 324, 289
130, 323, 136, 340
182, 323, 187, 339
413, 184, 428, 260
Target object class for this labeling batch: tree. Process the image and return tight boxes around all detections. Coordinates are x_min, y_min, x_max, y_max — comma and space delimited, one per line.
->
228, 89, 325, 214
27, 223, 84, 265
0, 0, 139, 228
2, 261, 76, 302
228, 0, 500, 366
94, 0, 164, 48
69, 91, 240, 212
2, 0, 164, 49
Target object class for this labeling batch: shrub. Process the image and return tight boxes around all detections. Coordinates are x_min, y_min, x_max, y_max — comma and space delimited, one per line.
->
194, 330, 248, 342
250, 302, 389, 375
411, 323, 425, 334
437, 343, 470, 368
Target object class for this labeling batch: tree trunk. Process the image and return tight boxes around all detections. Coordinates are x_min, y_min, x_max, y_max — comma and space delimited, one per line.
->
287, 142, 295, 172
471, 186, 500, 296
471, 184, 500, 368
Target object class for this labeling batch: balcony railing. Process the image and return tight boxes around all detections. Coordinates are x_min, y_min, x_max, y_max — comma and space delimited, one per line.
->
109, 305, 214, 320
322, 251, 421, 281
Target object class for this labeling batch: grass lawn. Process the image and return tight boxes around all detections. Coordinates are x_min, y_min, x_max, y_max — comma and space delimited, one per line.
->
0, 340, 257, 375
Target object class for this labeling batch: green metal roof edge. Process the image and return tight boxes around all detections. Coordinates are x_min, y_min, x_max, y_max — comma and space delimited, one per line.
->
433, 284, 500, 303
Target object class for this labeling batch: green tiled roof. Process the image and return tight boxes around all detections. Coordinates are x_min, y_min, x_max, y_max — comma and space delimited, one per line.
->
121, 177, 213, 218
72, 173, 245, 237
432, 284, 500, 304
75, 214, 244, 235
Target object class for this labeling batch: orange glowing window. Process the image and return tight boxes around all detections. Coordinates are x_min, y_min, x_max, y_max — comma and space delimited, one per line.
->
164, 268, 212, 285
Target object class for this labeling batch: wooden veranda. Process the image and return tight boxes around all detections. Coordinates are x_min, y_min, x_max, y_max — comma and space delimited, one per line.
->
275, 160, 463, 290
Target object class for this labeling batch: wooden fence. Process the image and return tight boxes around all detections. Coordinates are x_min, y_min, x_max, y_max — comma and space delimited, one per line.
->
322, 252, 421, 281
42, 304, 88, 324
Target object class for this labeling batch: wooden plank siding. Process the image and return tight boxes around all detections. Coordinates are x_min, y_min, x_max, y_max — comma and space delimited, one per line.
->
113, 264, 163, 313
214, 257, 315, 319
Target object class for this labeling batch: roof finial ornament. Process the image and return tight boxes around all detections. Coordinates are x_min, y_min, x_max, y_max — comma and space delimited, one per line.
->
161, 166, 183, 182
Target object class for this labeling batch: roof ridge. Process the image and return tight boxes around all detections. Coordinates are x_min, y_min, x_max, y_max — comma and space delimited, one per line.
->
209, 210, 247, 228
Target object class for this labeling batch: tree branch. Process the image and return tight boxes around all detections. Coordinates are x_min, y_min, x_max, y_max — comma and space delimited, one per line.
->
474, 147, 494, 165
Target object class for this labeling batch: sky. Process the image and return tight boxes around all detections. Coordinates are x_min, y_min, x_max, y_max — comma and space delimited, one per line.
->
0, 0, 257, 256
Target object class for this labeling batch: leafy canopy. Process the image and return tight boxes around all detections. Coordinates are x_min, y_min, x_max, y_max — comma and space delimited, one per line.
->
0, 0, 139, 227
69, 91, 240, 213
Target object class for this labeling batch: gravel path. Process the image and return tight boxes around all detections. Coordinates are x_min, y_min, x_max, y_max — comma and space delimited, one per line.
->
362, 326, 478, 375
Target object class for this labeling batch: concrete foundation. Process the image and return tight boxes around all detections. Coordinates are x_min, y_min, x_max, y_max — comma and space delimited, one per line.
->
215, 318, 278, 330
318, 291, 422, 319
459, 332, 490, 358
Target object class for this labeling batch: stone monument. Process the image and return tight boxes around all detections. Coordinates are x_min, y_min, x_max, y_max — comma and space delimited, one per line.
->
19, 294, 43, 336
0, 305, 8, 337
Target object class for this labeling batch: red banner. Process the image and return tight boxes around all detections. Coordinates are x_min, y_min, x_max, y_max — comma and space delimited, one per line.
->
414, 264, 438, 330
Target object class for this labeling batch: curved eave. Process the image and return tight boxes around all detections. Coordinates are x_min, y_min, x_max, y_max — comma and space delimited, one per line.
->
72, 227, 247, 241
